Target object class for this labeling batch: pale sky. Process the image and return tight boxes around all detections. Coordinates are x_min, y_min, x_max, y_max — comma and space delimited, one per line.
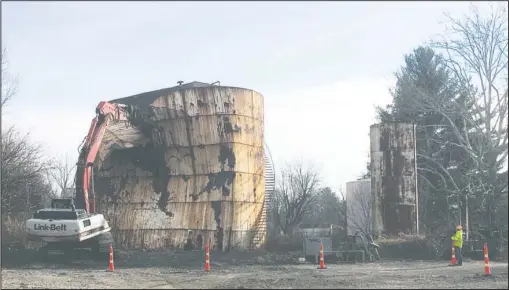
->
1, 1, 495, 192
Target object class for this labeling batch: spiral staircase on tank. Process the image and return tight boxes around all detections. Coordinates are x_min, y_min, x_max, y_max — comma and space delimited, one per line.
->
248, 143, 276, 250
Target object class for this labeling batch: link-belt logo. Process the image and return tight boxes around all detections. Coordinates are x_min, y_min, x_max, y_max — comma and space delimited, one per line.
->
34, 224, 67, 231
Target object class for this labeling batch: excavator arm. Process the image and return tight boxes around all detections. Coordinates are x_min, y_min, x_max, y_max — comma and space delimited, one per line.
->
75, 101, 133, 213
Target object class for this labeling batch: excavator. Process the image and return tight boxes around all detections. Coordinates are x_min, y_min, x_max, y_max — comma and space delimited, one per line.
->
26, 101, 136, 260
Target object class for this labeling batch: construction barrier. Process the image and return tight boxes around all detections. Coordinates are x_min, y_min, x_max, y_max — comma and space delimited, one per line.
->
205, 241, 210, 272
108, 244, 115, 272
450, 241, 456, 266
317, 241, 326, 270
483, 243, 491, 276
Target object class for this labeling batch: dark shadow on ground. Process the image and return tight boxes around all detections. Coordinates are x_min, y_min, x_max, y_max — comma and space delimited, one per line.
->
1, 248, 303, 270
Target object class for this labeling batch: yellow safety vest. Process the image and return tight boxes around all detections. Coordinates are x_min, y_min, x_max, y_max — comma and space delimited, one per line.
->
451, 230, 463, 248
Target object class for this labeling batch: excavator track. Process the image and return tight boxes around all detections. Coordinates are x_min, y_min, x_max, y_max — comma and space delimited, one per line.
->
92, 232, 115, 260
35, 232, 115, 263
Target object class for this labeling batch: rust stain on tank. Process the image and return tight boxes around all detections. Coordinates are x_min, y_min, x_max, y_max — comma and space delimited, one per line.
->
370, 122, 418, 237
92, 82, 266, 251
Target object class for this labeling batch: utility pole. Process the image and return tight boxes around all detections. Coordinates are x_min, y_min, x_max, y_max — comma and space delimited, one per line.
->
465, 195, 469, 240
457, 193, 462, 227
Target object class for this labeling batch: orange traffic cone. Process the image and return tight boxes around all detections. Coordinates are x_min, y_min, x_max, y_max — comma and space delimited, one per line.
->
317, 241, 326, 270
450, 241, 456, 266
483, 243, 491, 276
108, 244, 115, 272
205, 242, 210, 272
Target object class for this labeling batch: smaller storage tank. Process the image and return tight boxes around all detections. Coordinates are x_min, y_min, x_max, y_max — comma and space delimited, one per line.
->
370, 122, 418, 237
346, 179, 372, 236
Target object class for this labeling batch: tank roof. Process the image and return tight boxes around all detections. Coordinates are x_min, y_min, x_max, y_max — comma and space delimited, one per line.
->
110, 81, 214, 107
346, 179, 370, 184
110, 81, 263, 109
370, 121, 416, 128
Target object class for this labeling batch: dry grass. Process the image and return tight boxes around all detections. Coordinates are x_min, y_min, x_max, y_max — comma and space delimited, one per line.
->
266, 234, 305, 252
375, 235, 441, 260
1, 212, 35, 249
376, 234, 427, 243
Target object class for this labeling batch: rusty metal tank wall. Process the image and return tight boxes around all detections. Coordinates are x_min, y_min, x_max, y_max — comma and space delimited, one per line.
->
370, 122, 418, 237
94, 84, 265, 251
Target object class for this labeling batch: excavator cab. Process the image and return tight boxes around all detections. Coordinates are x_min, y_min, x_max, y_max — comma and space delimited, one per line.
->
50, 198, 75, 210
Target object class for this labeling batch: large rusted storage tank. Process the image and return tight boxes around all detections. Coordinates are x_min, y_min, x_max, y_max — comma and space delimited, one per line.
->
370, 122, 418, 237
93, 82, 265, 251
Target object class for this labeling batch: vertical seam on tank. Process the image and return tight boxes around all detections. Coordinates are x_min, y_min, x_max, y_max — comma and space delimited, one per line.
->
181, 90, 198, 208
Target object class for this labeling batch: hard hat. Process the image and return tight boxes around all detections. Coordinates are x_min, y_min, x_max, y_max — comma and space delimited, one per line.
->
456, 225, 463, 230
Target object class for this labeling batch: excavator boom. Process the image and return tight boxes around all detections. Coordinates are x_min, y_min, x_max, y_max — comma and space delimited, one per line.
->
75, 101, 131, 213
24, 100, 130, 260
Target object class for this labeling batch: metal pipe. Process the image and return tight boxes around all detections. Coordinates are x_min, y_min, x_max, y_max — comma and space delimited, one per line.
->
413, 123, 419, 235
90, 164, 96, 213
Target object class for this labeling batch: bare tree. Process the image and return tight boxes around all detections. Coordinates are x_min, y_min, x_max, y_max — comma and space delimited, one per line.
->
393, 4, 508, 231
1, 127, 52, 215
431, 4, 508, 165
1, 125, 55, 248
47, 154, 76, 198
429, 4, 508, 230
1, 50, 49, 214
1, 48, 19, 111
272, 161, 321, 236
1, 50, 54, 248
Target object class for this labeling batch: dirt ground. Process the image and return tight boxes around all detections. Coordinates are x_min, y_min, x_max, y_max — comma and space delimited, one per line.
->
1, 250, 508, 289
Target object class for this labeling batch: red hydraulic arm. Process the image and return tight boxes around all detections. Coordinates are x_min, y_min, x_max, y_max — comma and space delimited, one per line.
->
76, 101, 130, 213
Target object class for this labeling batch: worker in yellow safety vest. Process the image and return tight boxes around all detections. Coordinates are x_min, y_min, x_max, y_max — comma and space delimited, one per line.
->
451, 225, 464, 266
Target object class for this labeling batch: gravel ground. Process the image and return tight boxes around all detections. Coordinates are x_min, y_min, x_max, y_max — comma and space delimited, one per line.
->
1, 250, 508, 289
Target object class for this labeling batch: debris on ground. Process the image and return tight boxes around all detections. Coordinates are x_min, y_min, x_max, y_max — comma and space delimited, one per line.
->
1, 250, 507, 289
